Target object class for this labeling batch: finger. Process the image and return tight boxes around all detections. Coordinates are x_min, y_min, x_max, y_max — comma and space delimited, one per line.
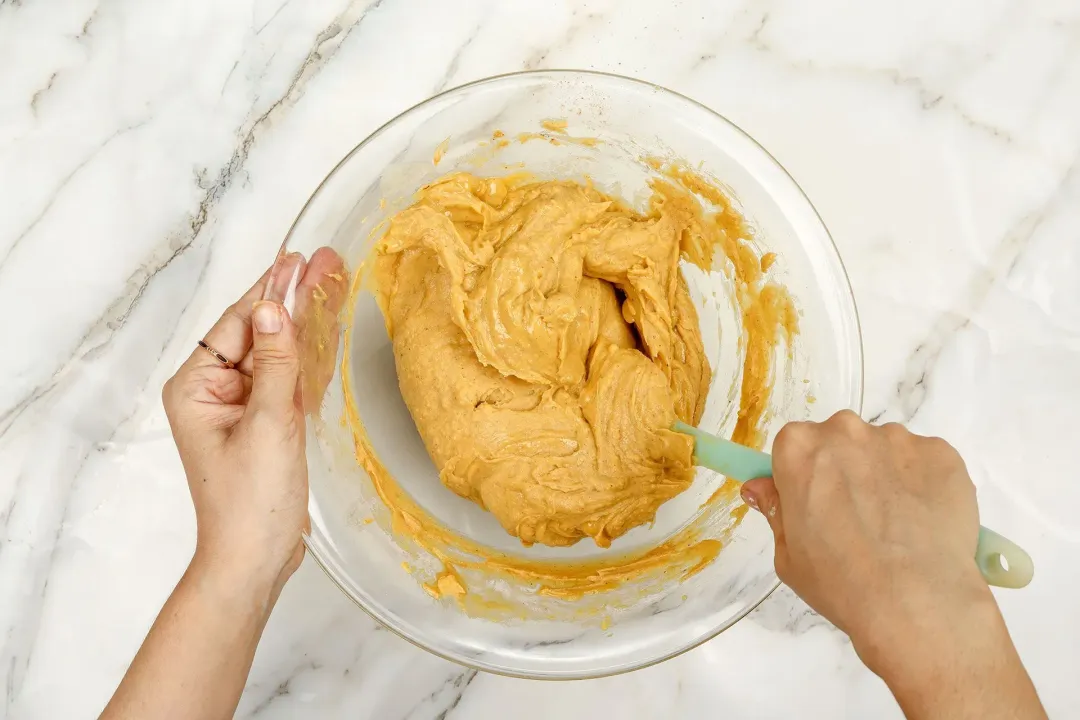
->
291, 249, 349, 409
770, 420, 817, 496
741, 477, 785, 546
265, 251, 309, 307
236, 252, 315, 375
294, 247, 348, 321
161, 365, 248, 458
185, 266, 275, 373
247, 301, 301, 417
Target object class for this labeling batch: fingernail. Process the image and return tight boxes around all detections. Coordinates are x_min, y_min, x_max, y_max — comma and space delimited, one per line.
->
253, 302, 282, 333
740, 487, 759, 511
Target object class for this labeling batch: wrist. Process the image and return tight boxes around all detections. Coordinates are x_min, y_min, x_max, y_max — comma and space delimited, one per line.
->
194, 519, 304, 592
189, 541, 296, 617
853, 573, 1005, 687
856, 581, 1045, 719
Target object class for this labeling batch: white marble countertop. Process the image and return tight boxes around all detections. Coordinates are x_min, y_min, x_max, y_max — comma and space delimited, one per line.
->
3, 0, 1079, 717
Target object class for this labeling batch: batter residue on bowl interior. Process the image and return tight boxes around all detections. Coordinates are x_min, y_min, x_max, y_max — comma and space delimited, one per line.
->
340, 151, 797, 612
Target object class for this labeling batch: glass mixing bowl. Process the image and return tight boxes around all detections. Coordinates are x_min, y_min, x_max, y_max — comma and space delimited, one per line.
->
264, 70, 862, 679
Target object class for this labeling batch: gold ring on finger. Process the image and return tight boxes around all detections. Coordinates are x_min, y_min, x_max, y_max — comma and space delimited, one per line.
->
197, 340, 236, 369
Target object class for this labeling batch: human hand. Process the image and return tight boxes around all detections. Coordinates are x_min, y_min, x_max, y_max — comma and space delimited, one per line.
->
741, 412, 1045, 718
163, 249, 347, 598
740, 411, 983, 662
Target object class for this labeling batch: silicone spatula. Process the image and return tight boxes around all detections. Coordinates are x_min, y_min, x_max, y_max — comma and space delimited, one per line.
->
673, 421, 1034, 589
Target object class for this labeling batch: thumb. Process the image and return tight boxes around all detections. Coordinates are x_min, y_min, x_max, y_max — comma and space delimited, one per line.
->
741, 477, 784, 545
249, 301, 300, 416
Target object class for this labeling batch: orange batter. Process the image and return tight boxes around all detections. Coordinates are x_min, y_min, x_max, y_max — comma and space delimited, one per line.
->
335, 156, 798, 608
373, 173, 713, 548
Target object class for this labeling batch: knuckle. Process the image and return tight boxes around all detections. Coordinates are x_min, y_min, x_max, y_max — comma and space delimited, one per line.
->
254, 346, 298, 370
926, 435, 965, 467
880, 422, 909, 441
924, 434, 954, 453
223, 302, 249, 327
773, 422, 818, 482
775, 421, 813, 453
829, 409, 864, 432
775, 420, 827, 468
206, 368, 243, 399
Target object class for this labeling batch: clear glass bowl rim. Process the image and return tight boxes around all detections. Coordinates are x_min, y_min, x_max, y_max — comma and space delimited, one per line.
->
282, 68, 866, 679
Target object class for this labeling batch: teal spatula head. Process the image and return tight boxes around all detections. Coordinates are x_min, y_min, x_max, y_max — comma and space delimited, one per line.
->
673, 421, 1034, 589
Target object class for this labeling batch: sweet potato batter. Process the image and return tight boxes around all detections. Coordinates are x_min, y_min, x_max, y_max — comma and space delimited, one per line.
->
374, 173, 715, 548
